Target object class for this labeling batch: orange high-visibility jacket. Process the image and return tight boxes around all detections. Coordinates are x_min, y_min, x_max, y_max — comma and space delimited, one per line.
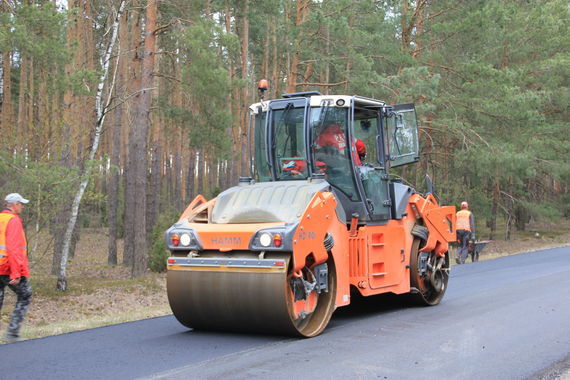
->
456, 209, 473, 232
0, 210, 29, 279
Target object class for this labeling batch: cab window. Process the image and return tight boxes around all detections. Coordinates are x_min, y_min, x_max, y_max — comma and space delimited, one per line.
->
271, 107, 308, 180
352, 108, 379, 166
310, 106, 360, 201
252, 110, 271, 182
386, 104, 419, 168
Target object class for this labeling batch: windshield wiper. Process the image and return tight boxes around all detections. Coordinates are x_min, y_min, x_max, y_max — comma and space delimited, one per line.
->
315, 101, 330, 137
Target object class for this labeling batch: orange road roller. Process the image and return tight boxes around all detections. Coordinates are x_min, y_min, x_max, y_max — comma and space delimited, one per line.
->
166, 90, 456, 337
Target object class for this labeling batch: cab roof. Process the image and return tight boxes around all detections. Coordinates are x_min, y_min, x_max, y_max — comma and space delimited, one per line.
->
249, 95, 385, 114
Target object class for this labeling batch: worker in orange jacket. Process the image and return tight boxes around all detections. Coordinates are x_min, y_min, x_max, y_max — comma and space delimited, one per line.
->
0, 193, 32, 343
456, 201, 475, 264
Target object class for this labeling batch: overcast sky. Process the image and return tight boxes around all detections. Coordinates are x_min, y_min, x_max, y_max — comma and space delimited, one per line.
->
56, 0, 68, 10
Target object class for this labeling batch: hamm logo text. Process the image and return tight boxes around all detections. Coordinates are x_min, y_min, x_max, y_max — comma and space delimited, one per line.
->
211, 237, 242, 246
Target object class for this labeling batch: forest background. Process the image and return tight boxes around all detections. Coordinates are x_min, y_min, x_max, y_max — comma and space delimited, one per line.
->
0, 0, 568, 292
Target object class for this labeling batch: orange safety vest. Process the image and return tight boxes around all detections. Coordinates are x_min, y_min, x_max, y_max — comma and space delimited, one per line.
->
0, 212, 27, 266
456, 209, 472, 232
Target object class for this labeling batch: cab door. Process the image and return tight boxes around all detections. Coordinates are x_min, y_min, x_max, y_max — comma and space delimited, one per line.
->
364, 103, 420, 290
385, 103, 420, 168
351, 102, 391, 221
357, 131, 391, 221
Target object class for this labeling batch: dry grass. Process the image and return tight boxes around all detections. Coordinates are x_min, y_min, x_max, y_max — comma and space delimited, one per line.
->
1, 229, 170, 341
1, 221, 569, 342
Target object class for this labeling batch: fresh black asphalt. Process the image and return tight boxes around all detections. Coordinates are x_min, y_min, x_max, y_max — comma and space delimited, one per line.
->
1, 246, 569, 379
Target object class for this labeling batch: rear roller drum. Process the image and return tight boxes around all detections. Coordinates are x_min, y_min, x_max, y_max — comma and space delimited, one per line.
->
409, 238, 449, 305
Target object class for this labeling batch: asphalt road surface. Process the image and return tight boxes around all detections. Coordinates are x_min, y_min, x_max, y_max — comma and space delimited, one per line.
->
1, 246, 569, 380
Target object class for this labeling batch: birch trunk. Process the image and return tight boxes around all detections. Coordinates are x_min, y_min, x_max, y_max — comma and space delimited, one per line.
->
57, 0, 126, 291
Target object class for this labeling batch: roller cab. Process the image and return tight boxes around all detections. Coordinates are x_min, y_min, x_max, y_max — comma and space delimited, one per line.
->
166, 91, 456, 337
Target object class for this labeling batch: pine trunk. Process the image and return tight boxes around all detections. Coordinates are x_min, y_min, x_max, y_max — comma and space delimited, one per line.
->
224, 6, 240, 186
239, 0, 250, 177
107, 8, 129, 265
286, 0, 309, 93
146, 141, 161, 243
489, 181, 499, 241
130, 0, 157, 277
123, 2, 143, 268
107, 82, 124, 265
17, 55, 28, 152
197, 150, 204, 196
186, 150, 196, 201
1, 52, 12, 143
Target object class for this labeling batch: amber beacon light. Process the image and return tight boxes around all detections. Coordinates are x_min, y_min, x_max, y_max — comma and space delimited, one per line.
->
258, 79, 269, 100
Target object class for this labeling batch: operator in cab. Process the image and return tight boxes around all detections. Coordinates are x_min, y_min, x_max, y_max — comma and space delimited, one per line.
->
313, 123, 366, 166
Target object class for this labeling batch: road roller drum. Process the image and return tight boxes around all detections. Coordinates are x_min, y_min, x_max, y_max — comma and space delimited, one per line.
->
167, 253, 336, 337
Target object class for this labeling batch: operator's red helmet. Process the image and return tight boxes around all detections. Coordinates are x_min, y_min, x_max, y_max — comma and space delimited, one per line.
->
355, 139, 366, 156
315, 124, 346, 151
461, 201, 468, 209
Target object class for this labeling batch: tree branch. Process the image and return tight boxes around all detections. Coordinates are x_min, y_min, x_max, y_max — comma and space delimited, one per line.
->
296, 80, 348, 87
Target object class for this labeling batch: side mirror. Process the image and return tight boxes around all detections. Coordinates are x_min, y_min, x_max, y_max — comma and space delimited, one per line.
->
424, 174, 440, 203
425, 174, 434, 195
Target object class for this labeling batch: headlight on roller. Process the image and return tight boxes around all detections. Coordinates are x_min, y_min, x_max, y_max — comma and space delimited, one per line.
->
165, 227, 202, 250
259, 232, 272, 247
250, 228, 289, 251
179, 233, 192, 247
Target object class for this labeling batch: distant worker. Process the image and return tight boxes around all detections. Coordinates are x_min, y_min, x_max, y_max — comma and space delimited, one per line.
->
456, 201, 475, 264
314, 123, 366, 165
0, 193, 32, 343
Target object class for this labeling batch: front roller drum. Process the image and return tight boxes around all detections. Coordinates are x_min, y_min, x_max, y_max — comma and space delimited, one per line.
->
167, 254, 336, 337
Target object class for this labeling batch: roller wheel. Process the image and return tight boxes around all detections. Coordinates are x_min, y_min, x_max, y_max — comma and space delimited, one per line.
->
167, 253, 336, 337
409, 238, 449, 305
286, 258, 337, 337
